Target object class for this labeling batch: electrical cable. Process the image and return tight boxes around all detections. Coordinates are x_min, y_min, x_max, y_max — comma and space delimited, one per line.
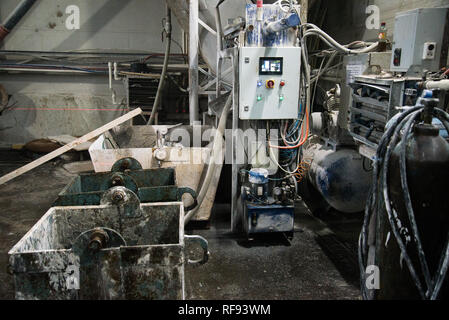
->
301, 23, 378, 55
0, 63, 106, 73
358, 104, 449, 300
269, 43, 310, 151
274, 0, 294, 13
310, 55, 327, 112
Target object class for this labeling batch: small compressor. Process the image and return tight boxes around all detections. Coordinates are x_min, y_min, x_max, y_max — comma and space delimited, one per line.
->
240, 168, 296, 239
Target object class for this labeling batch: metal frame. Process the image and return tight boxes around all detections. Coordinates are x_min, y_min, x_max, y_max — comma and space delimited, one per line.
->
189, 0, 233, 123
192, 0, 307, 232
349, 76, 408, 152
214, 0, 242, 232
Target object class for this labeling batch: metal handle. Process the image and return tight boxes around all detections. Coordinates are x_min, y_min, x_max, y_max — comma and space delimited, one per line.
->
184, 234, 209, 265
177, 187, 198, 211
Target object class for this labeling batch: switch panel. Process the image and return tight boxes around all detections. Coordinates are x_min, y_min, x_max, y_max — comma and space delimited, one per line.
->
390, 8, 448, 73
239, 47, 301, 120
422, 42, 437, 60
393, 48, 402, 66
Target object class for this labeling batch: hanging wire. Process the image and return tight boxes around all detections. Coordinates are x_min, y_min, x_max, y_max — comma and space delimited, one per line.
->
358, 103, 449, 300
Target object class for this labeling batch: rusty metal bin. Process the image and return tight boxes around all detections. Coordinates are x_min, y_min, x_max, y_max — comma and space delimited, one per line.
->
89, 126, 222, 221
53, 158, 198, 211
8, 188, 208, 300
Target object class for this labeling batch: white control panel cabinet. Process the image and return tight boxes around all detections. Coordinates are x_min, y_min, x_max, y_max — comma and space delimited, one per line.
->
390, 8, 448, 73
239, 47, 301, 120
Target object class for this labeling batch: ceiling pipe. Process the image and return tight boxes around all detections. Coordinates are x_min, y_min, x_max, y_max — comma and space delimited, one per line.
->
0, 0, 37, 41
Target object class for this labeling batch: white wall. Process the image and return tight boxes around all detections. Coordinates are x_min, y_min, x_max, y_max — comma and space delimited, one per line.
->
322, 0, 449, 43
0, 0, 184, 145
369, 0, 449, 37
0, 0, 183, 52
0, 74, 126, 145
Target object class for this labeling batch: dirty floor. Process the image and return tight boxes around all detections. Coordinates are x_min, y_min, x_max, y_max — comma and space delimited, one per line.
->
0, 150, 361, 300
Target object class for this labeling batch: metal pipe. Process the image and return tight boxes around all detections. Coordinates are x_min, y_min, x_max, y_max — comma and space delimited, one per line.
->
148, 5, 172, 125
198, 18, 216, 36
0, 50, 187, 59
0, 0, 37, 41
0, 67, 101, 75
189, 0, 199, 125
215, 1, 226, 52
422, 80, 449, 91
215, 0, 227, 99
184, 93, 232, 225
108, 62, 117, 105
113, 62, 120, 80
108, 62, 113, 89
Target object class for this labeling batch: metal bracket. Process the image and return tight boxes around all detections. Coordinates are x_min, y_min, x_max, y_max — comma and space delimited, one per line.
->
178, 187, 198, 211
100, 186, 142, 218
184, 234, 209, 265
111, 157, 143, 172
72, 227, 127, 257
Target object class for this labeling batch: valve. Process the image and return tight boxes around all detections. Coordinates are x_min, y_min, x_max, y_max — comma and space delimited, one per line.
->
88, 228, 110, 252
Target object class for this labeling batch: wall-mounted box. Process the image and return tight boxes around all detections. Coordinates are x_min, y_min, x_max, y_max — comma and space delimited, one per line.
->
239, 47, 301, 120
390, 8, 449, 74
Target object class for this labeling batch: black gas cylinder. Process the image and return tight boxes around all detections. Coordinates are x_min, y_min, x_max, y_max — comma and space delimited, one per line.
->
376, 123, 449, 299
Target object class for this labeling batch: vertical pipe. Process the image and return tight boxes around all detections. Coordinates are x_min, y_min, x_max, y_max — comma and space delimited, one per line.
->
215, 0, 226, 99
108, 62, 113, 89
189, 0, 199, 125
147, 5, 172, 125
0, 0, 37, 41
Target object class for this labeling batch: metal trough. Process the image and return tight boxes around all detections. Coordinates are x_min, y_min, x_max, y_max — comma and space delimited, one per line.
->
8, 187, 209, 300
53, 158, 197, 211
88, 125, 222, 221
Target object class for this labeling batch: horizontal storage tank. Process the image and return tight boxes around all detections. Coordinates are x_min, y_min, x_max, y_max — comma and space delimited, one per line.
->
304, 142, 371, 213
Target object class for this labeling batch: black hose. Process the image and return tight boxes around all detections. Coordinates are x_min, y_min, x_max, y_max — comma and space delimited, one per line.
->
380, 111, 427, 299
358, 106, 421, 300
399, 113, 432, 289
147, 5, 172, 125
358, 105, 449, 300
0, 0, 37, 41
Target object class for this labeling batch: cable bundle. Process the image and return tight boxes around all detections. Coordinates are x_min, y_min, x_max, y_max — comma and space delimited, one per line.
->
358, 103, 449, 300
267, 21, 378, 182
294, 159, 312, 183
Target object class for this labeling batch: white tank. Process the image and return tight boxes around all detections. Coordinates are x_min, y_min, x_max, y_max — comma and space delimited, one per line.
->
304, 142, 372, 213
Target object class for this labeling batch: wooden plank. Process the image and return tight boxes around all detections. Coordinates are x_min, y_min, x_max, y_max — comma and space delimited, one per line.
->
0, 108, 142, 186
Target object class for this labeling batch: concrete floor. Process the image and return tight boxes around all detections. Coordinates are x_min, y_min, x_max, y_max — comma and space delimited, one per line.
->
0, 150, 361, 300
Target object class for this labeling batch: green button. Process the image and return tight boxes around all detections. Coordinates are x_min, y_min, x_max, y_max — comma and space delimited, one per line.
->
257, 95, 262, 101
279, 95, 284, 101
